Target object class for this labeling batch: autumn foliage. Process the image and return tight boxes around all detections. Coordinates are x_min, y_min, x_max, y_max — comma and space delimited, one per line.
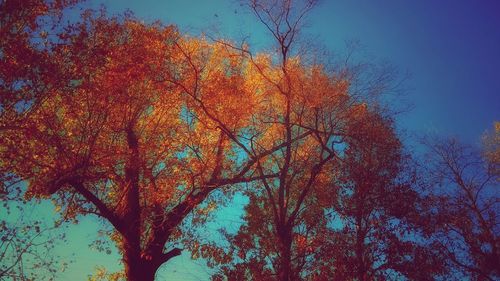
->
1, 1, 499, 281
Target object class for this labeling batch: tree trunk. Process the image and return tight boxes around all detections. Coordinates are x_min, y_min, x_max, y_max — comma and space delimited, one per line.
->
278, 228, 293, 281
123, 248, 157, 281
124, 261, 156, 281
123, 235, 182, 281
355, 219, 366, 281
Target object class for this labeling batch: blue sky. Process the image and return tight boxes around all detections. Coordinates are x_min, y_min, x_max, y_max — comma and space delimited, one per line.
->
8, 1, 500, 280
314, 0, 500, 143
80, 0, 499, 143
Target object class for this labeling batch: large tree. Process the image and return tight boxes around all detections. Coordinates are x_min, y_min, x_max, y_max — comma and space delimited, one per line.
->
208, 60, 358, 280
194, 1, 417, 280
0, 8, 292, 280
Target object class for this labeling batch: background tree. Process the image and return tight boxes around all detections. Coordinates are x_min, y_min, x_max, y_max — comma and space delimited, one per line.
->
423, 137, 499, 280
1, 1, 77, 280
211, 109, 447, 281
314, 113, 446, 281
208, 1, 347, 280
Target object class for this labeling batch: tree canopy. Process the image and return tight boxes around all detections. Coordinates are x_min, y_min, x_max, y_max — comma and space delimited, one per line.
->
1, 3, 367, 280
1, 1, 498, 281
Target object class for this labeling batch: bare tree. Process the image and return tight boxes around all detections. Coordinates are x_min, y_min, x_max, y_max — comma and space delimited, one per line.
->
423, 137, 500, 281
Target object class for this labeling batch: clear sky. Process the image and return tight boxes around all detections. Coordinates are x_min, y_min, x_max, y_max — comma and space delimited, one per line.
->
79, 0, 500, 144
10, 0, 500, 280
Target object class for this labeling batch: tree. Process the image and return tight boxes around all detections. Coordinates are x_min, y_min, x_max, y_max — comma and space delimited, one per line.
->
204, 1, 352, 280
6, 2, 487, 281
186, 1, 422, 280
0, 0, 82, 194
208, 61, 356, 280
315, 113, 446, 281
423, 138, 500, 280
0, 6, 313, 280
211, 109, 446, 281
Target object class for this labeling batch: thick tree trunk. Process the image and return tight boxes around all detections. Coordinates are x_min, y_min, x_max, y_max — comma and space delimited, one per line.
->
123, 241, 162, 281
278, 228, 293, 281
123, 235, 182, 281
124, 258, 156, 281
122, 127, 155, 280
123, 235, 152, 281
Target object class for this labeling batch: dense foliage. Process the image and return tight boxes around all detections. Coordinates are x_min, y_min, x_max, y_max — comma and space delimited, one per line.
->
1, 1, 498, 280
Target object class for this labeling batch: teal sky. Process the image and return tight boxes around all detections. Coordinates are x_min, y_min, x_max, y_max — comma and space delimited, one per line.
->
6, 1, 500, 280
